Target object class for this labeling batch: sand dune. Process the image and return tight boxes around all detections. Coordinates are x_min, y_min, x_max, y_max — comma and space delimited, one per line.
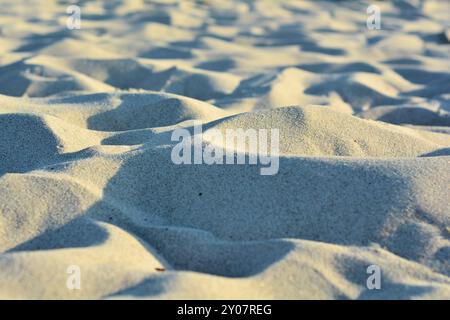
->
0, 0, 449, 299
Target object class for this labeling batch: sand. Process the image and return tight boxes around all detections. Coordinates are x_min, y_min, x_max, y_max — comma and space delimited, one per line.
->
0, 0, 449, 299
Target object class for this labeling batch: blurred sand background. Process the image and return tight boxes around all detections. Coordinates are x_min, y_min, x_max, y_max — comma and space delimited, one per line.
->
0, 0, 449, 299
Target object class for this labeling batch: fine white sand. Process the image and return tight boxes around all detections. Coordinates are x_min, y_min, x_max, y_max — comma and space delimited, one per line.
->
0, 0, 449, 299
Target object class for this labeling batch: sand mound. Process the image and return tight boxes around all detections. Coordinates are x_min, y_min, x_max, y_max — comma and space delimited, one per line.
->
0, 58, 114, 97
86, 93, 229, 131
205, 106, 450, 157
359, 105, 450, 126
0, 220, 165, 299
67, 59, 241, 100
0, 112, 106, 174
0, 91, 229, 132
